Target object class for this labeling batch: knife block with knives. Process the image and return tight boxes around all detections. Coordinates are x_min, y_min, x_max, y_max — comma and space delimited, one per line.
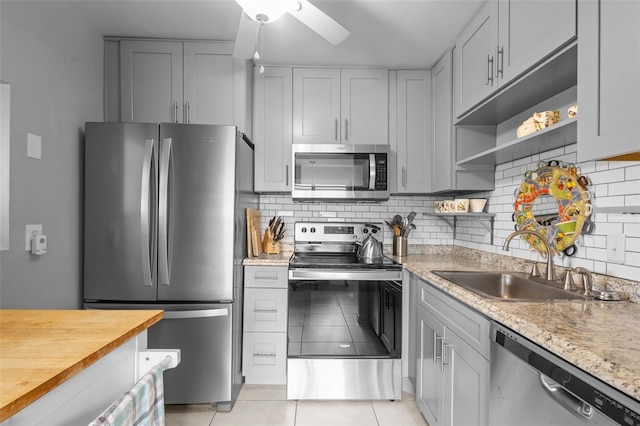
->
263, 216, 285, 254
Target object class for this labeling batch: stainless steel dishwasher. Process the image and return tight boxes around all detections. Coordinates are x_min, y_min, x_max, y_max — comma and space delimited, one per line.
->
490, 323, 640, 425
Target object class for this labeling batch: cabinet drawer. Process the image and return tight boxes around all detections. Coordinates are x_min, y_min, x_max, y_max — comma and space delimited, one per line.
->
244, 266, 288, 289
244, 288, 287, 332
242, 332, 287, 378
417, 278, 490, 359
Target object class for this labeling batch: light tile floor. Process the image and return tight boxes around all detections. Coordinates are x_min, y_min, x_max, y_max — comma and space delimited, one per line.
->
165, 385, 429, 426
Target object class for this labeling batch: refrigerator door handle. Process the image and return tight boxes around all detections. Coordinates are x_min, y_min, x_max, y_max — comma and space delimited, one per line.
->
159, 137, 172, 286
163, 308, 229, 319
141, 138, 155, 288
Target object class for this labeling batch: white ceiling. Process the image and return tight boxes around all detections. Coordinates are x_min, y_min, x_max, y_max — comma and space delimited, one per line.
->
60, 0, 485, 68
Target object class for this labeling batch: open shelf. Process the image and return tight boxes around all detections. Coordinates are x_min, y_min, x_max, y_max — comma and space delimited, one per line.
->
423, 212, 496, 244
457, 118, 577, 166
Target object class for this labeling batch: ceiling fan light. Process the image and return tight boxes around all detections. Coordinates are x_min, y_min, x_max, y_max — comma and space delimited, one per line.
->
235, 0, 298, 23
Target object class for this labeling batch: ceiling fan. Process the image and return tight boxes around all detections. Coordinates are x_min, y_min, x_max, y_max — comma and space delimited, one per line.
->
232, 0, 350, 59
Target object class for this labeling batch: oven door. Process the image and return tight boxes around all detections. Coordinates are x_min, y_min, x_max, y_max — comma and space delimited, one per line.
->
287, 275, 402, 400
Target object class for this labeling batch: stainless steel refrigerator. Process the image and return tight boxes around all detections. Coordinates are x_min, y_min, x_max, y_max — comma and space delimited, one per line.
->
83, 122, 257, 410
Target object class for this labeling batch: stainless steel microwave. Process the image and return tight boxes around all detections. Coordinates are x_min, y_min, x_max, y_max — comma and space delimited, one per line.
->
292, 144, 391, 201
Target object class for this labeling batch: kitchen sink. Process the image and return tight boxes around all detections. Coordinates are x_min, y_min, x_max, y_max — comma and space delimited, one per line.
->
431, 271, 591, 301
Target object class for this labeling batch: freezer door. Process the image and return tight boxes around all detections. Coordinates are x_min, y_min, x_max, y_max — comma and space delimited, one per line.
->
84, 122, 158, 301
84, 303, 237, 405
158, 124, 237, 301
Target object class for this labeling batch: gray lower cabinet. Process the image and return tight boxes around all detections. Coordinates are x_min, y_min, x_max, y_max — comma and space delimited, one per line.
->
415, 276, 490, 426
242, 266, 288, 384
577, 0, 640, 161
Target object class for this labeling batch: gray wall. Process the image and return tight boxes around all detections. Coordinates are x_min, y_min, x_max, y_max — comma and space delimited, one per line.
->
0, 2, 103, 308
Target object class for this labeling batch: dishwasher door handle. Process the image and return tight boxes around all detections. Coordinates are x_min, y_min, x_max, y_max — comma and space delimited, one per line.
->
539, 373, 594, 420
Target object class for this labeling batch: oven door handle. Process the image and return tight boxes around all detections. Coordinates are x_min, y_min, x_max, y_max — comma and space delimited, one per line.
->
289, 268, 401, 281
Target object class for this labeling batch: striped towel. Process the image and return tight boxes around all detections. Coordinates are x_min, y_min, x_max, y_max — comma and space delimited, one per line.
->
89, 363, 165, 426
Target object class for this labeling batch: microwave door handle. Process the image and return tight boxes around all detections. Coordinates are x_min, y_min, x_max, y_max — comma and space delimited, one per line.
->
369, 154, 376, 190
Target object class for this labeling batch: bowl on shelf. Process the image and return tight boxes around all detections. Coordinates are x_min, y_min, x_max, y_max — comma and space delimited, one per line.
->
469, 199, 487, 213
454, 199, 469, 212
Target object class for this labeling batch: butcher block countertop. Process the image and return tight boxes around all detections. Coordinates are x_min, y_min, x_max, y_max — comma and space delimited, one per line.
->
0, 309, 163, 421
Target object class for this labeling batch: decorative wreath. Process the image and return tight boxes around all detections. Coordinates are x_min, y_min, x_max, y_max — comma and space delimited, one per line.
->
513, 160, 592, 255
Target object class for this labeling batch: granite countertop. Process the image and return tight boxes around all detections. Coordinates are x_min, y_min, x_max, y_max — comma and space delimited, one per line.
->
0, 309, 163, 421
243, 251, 293, 266
401, 252, 640, 403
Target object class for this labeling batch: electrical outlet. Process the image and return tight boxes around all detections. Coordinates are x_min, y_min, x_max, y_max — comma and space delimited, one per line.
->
25, 224, 42, 251
607, 233, 626, 264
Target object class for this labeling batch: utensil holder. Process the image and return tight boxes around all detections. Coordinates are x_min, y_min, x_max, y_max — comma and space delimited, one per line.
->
393, 236, 408, 257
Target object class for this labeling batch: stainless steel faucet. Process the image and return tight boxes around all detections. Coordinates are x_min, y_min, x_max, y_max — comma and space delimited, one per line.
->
573, 267, 593, 296
503, 230, 557, 281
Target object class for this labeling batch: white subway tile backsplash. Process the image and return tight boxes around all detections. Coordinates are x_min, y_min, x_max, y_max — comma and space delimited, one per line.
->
258, 147, 639, 284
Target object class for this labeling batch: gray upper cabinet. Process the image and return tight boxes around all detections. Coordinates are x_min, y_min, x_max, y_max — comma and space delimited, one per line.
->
183, 42, 236, 125
120, 40, 183, 123
293, 68, 388, 144
113, 39, 251, 131
577, 0, 640, 162
254, 67, 293, 193
453, 0, 498, 118
395, 70, 432, 193
293, 68, 341, 144
431, 52, 453, 193
497, 0, 575, 85
454, 0, 576, 119
340, 69, 389, 145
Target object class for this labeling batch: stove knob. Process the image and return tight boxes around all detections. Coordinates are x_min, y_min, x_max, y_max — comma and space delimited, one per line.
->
310, 227, 316, 233
363, 228, 369, 234
301, 227, 307, 233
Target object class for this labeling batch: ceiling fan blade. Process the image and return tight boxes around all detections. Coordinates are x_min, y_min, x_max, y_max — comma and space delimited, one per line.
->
289, 0, 350, 45
233, 12, 260, 59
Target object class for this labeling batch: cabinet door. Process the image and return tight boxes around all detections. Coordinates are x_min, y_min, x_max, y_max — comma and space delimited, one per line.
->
416, 306, 446, 426
242, 332, 287, 379
453, 0, 498, 118
183, 42, 235, 125
577, 0, 640, 162
293, 68, 341, 144
120, 40, 183, 123
431, 52, 454, 193
254, 67, 293, 192
445, 330, 490, 426
396, 70, 432, 193
341, 69, 389, 145
498, 0, 576, 84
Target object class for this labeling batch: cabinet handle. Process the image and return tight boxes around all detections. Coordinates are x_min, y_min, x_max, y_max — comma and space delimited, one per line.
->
253, 309, 278, 313
253, 352, 276, 357
497, 47, 504, 79
174, 101, 179, 123
345, 119, 349, 141
434, 335, 443, 365
335, 118, 339, 141
286, 165, 289, 186
402, 167, 407, 188
487, 55, 494, 86
442, 343, 453, 372
254, 274, 278, 280
186, 101, 191, 123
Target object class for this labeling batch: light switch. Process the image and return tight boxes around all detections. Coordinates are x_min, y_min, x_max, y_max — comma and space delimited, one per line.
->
27, 133, 42, 159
